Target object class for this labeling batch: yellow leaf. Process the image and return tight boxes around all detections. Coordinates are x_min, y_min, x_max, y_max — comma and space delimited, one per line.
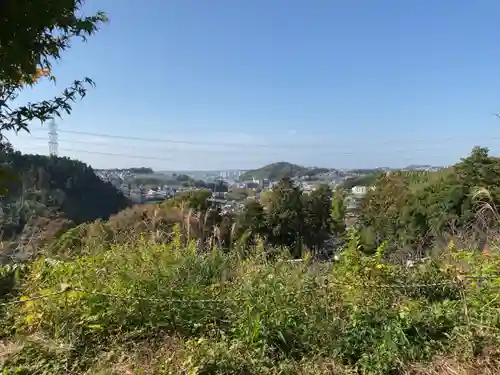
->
24, 314, 36, 324
87, 324, 103, 330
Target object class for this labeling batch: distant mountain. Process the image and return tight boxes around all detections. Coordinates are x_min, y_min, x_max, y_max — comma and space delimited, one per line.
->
239, 162, 330, 181
404, 165, 433, 170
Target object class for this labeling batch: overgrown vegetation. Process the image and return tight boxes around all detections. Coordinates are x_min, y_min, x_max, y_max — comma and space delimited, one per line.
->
0, 149, 129, 262
3, 2, 500, 373
2, 130, 500, 373
341, 173, 380, 190
43, 177, 343, 259
0, 0, 119, 262
2, 146, 500, 374
2, 228, 500, 374
357, 147, 500, 255
124, 173, 226, 190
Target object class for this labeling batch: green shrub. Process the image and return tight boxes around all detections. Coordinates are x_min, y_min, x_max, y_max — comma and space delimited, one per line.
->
3, 230, 500, 374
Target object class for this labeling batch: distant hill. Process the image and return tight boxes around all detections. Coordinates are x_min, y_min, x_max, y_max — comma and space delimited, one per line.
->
1, 149, 130, 258
403, 165, 433, 170
341, 173, 381, 190
239, 162, 331, 181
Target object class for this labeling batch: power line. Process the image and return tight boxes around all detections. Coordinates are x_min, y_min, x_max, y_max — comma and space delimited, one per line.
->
27, 136, 284, 156
58, 129, 286, 148
17, 144, 454, 165
20, 144, 174, 161
57, 148, 174, 161
23, 136, 483, 158
26, 128, 500, 149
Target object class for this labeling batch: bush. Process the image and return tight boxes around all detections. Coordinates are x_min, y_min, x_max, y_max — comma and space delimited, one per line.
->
45, 203, 203, 256
2, 229, 500, 374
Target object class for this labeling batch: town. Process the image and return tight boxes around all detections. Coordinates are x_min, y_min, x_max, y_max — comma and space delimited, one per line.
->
95, 163, 444, 217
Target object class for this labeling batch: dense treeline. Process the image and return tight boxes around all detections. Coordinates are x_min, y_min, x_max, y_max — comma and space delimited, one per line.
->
156, 146, 500, 260
5, 145, 499, 264
0, 147, 129, 252
12, 145, 500, 264
239, 162, 310, 181
127, 173, 229, 192
357, 147, 500, 256
340, 172, 380, 189
128, 167, 154, 174
49, 177, 347, 258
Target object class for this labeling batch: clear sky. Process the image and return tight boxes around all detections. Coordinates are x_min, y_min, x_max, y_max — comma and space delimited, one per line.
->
8, 0, 500, 170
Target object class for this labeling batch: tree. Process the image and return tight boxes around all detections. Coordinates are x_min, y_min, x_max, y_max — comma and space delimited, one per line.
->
341, 173, 380, 190
128, 168, 154, 175
0, 141, 17, 195
1, 150, 129, 245
167, 189, 212, 213
331, 188, 346, 239
356, 147, 500, 256
265, 177, 305, 257
176, 174, 191, 183
208, 180, 229, 193
234, 200, 267, 247
0, 0, 107, 139
303, 184, 332, 251
259, 189, 273, 208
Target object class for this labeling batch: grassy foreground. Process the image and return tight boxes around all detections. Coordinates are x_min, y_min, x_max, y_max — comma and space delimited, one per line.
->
2, 231, 500, 374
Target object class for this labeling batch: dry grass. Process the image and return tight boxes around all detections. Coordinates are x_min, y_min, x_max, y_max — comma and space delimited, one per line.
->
3, 202, 500, 374
0, 340, 22, 366
83, 336, 185, 375
405, 355, 500, 375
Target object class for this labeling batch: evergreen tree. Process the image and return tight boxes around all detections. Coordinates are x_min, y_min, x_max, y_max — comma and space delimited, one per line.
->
266, 177, 305, 257
331, 188, 347, 239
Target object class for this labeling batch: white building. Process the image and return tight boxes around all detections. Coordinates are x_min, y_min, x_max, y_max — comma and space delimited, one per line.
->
351, 185, 368, 196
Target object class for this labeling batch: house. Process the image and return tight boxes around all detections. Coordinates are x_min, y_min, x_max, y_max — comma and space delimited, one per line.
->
351, 185, 368, 196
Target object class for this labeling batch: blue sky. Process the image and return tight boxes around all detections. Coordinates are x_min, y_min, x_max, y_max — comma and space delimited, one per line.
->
8, 0, 500, 170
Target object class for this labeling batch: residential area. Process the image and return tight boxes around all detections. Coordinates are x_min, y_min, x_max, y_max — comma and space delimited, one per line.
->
95, 166, 387, 218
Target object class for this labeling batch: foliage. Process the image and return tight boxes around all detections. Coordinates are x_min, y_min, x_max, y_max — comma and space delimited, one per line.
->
239, 162, 336, 182
303, 184, 333, 250
126, 173, 209, 189
331, 188, 347, 239
0, 150, 129, 252
264, 177, 306, 256
357, 147, 500, 254
0, 0, 107, 138
2, 230, 500, 374
166, 189, 213, 213
234, 200, 267, 248
226, 187, 251, 201
128, 167, 154, 174
341, 173, 380, 190
2, 146, 500, 373
240, 162, 310, 181
43, 176, 346, 259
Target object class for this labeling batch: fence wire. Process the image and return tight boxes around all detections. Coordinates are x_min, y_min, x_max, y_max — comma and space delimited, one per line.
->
1, 274, 498, 307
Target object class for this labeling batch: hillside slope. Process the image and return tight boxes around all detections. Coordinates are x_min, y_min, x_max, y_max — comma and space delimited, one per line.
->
1, 149, 130, 253
240, 162, 310, 181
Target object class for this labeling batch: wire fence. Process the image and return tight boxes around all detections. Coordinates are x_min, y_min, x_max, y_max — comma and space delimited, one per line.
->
2, 273, 499, 307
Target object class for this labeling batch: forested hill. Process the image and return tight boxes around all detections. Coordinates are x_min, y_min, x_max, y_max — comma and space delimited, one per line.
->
0, 149, 130, 242
240, 162, 331, 181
